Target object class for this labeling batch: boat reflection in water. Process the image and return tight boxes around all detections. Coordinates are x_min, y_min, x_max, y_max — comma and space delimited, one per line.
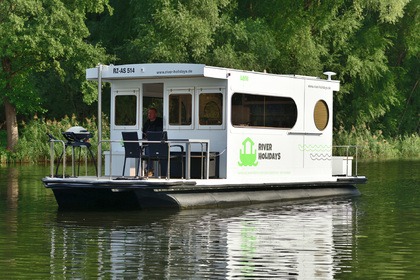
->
49, 199, 356, 279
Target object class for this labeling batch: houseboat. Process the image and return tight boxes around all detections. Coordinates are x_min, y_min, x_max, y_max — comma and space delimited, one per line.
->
42, 63, 367, 210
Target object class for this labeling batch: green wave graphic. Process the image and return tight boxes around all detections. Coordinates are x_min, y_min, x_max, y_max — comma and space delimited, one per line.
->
298, 144, 331, 152
310, 153, 332, 160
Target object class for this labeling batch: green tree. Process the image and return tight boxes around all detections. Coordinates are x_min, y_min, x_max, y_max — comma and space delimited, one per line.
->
0, 0, 111, 150
89, 0, 280, 71
101, 0, 234, 64
330, 0, 416, 135
86, 0, 420, 137
387, 0, 420, 135
235, 0, 416, 136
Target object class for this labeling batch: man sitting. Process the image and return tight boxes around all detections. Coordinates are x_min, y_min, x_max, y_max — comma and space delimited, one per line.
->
142, 107, 163, 137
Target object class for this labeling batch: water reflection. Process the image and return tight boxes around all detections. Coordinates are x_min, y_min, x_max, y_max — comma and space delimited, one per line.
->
5, 168, 19, 235
6, 167, 19, 210
3, 161, 420, 279
50, 200, 355, 279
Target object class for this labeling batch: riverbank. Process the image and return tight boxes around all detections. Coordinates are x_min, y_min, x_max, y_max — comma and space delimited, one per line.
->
0, 116, 419, 163
0, 115, 109, 164
333, 126, 420, 160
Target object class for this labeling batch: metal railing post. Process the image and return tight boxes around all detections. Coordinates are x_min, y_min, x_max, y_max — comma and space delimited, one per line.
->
50, 141, 54, 177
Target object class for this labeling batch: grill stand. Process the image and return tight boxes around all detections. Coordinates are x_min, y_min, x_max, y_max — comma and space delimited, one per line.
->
55, 141, 97, 177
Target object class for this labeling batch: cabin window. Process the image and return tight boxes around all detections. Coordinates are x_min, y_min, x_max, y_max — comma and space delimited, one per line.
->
169, 94, 192, 125
231, 93, 297, 129
114, 94, 138, 126
199, 93, 223, 125
314, 100, 329, 131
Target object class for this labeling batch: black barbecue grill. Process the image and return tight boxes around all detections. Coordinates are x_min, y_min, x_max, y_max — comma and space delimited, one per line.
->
50, 126, 97, 177
62, 126, 93, 143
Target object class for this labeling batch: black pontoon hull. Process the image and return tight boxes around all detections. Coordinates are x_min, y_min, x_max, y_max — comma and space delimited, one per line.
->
43, 177, 365, 210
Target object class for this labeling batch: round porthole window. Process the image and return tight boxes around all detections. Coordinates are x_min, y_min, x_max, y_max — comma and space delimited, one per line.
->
314, 100, 329, 131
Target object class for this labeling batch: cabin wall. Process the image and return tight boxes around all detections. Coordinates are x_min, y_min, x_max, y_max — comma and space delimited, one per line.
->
105, 77, 229, 177
301, 79, 334, 177
162, 77, 229, 178
100, 64, 338, 180
224, 71, 337, 183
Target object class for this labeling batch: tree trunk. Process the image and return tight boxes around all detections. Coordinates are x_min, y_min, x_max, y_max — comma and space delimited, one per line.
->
4, 98, 18, 151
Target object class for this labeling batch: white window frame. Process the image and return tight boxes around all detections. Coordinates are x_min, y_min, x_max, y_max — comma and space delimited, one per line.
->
167, 87, 195, 130
196, 87, 225, 130
111, 89, 140, 130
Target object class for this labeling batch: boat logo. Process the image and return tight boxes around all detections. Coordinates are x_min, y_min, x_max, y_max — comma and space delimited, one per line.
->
238, 137, 258, 166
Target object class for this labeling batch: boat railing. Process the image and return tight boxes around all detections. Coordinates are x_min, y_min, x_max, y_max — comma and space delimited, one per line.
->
48, 139, 98, 178
99, 138, 210, 180
332, 145, 359, 177
48, 139, 66, 178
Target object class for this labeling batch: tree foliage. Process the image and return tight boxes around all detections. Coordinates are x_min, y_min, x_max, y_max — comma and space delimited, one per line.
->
0, 0, 112, 149
1, 0, 418, 150
89, 0, 417, 136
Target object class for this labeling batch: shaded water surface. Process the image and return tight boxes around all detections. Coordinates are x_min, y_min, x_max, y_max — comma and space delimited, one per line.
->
0, 161, 419, 279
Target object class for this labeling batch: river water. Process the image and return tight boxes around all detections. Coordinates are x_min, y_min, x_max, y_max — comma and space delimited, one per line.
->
0, 160, 419, 279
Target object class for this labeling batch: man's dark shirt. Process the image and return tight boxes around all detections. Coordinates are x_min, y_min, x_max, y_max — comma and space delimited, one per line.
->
142, 117, 163, 137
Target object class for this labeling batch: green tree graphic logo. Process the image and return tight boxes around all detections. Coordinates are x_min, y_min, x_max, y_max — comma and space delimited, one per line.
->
238, 137, 258, 166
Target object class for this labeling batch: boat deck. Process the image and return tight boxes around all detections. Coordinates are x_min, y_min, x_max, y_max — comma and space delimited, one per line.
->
42, 175, 367, 190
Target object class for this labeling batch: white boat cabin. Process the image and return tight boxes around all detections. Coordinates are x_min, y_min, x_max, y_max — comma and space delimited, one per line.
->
86, 63, 346, 183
